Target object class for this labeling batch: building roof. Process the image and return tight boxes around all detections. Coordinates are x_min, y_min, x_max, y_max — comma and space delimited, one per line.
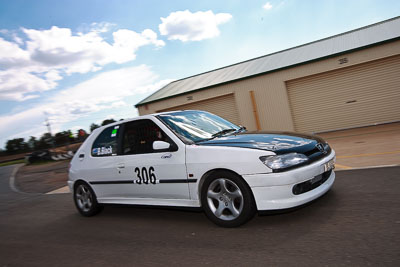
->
136, 16, 400, 107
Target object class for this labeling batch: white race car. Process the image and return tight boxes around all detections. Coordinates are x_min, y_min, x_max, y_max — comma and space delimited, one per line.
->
69, 110, 335, 227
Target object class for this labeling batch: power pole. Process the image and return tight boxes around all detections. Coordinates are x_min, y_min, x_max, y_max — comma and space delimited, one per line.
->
45, 117, 52, 136
44, 116, 55, 148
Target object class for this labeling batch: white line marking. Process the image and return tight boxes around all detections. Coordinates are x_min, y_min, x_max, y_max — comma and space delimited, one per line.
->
335, 164, 400, 171
335, 163, 352, 170
46, 186, 70, 194
9, 163, 27, 194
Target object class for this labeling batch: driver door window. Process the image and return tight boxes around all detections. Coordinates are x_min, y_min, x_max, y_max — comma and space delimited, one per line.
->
122, 119, 176, 155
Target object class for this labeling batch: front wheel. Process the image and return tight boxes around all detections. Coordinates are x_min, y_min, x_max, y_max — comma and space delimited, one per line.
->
201, 171, 256, 227
73, 182, 103, 216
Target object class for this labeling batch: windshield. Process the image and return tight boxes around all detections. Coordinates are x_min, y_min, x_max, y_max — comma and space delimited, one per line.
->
157, 111, 241, 143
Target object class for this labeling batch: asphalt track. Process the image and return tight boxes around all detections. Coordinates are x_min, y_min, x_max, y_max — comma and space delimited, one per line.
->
0, 165, 399, 266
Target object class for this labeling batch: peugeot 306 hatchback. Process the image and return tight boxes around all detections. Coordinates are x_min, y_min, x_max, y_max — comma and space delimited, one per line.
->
69, 110, 335, 227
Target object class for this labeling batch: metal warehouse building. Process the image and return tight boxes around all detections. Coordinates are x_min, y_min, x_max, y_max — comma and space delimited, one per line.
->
136, 17, 400, 134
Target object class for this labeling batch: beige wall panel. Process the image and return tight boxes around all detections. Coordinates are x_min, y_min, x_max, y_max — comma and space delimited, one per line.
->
138, 40, 400, 133
156, 93, 241, 125
287, 55, 400, 133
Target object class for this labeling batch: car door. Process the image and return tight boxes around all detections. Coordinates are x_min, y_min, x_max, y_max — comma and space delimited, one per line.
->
114, 118, 190, 200
80, 124, 122, 198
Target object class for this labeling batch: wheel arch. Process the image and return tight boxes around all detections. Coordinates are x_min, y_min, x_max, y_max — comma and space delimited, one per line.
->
73, 179, 93, 194
197, 168, 254, 206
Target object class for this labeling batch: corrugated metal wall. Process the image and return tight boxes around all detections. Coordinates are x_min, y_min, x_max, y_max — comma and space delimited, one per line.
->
157, 93, 241, 125
138, 40, 400, 133
287, 55, 400, 133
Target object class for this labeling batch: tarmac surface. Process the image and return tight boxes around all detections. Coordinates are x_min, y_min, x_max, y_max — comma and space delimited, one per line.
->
16, 161, 69, 193
0, 164, 399, 266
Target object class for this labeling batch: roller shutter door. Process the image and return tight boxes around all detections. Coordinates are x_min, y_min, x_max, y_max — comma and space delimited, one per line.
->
287, 55, 400, 133
157, 93, 240, 125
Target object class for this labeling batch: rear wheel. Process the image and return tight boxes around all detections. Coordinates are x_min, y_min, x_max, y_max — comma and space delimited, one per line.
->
201, 171, 256, 227
73, 182, 103, 216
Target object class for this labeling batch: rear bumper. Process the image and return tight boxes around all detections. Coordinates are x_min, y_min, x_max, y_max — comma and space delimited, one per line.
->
67, 180, 74, 192
243, 151, 335, 211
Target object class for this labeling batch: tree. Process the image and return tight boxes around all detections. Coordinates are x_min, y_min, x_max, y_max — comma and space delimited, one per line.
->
101, 119, 116, 126
36, 133, 53, 150
54, 131, 71, 146
5, 138, 29, 154
90, 123, 100, 133
27, 136, 38, 150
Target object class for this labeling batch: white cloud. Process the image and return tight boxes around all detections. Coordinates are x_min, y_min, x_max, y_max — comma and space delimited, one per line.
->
89, 22, 115, 33
0, 65, 172, 146
263, 2, 273, 10
112, 29, 165, 64
13, 33, 24, 45
134, 79, 174, 95
23, 26, 164, 73
0, 69, 53, 101
159, 10, 232, 42
39, 65, 163, 125
0, 37, 30, 67
0, 24, 165, 101
110, 100, 128, 108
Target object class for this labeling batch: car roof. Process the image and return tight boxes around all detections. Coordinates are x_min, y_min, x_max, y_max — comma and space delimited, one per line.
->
94, 110, 202, 131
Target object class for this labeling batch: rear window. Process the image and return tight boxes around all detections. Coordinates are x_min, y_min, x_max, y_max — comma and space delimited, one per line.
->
91, 125, 120, 157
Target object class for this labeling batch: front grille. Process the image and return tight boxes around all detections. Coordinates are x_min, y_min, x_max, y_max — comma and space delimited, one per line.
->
292, 170, 332, 195
305, 144, 332, 164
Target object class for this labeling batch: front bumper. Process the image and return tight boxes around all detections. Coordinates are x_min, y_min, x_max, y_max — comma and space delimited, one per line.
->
243, 151, 335, 211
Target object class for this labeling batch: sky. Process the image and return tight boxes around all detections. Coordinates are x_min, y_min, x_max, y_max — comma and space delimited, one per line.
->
0, 0, 399, 149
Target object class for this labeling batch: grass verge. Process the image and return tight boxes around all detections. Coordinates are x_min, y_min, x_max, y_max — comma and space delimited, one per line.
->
0, 159, 25, 167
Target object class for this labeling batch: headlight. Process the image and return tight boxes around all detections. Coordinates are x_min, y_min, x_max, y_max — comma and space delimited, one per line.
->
260, 153, 308, 171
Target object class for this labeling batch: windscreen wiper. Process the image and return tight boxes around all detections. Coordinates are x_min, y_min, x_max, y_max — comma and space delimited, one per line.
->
233, 126, 246, 134
211, 128, 237, 138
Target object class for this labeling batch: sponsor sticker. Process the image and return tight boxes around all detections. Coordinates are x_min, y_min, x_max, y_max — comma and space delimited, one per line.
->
93, 146, 113, 156
111, 125, 119, 137
161, 153, 172, 159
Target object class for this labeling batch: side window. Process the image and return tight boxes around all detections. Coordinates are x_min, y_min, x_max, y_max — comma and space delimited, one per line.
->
91, 125, 120, 157
122, 119, 177, 155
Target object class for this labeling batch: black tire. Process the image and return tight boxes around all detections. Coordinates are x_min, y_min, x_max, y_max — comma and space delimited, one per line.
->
73, 182, 103, 217
201, 171, 256, 227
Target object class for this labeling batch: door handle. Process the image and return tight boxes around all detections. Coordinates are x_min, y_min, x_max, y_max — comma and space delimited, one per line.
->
79, 154, 85, 161
117, 163, 125, 169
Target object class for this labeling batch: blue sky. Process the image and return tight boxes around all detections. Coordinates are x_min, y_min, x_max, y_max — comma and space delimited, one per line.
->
0, 0, 399, 149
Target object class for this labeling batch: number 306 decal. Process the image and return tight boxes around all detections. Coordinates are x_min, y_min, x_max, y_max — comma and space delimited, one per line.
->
135, 167, 157, 184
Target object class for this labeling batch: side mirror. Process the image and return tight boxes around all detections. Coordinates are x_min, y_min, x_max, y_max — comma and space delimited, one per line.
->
153, 141, 171, 150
